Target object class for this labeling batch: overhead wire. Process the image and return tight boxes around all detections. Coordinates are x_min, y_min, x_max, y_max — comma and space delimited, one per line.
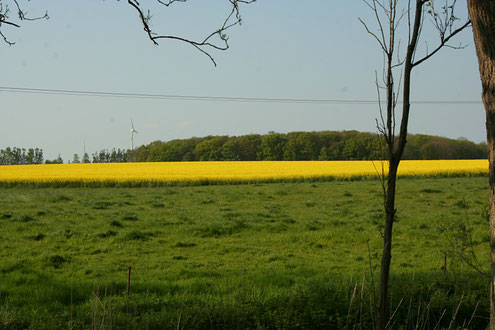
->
0, 86, 483, 105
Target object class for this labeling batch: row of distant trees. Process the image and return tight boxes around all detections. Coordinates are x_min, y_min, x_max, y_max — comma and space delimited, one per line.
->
0, 147, 44, 165
132, 131, 488, 162
0, 147, 130, 165
71, 149, 130, 164
1, 131, 488, 165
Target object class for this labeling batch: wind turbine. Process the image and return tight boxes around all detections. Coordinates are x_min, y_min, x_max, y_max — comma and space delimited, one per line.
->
130, 119, 138, 151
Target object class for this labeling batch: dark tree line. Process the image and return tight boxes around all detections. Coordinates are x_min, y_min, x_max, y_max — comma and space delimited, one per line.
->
0, 147, 44, 165
1, 134, 486, 165
71, 149, 130, 163
0, 148, 131, 165
90, 149, 130, 163
132, 131, 488, 162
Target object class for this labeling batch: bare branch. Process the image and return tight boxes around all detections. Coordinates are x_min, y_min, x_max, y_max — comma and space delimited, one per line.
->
0, 19, 20, 28
375, 71, 388, 143
361, 0, 390, 54
156, 0, 187, 6
359, 17, 387, 53
0, 29, 15, 46
12, 0, 48, 21
127, 0, 159, 45
412, 19, 471, 67
128, 0, 255, 66
444, 42, 468, 50
0, 0, 49, 45
1, 0, 254, 67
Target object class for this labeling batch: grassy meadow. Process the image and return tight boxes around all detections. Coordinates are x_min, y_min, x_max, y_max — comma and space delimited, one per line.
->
0, 175, 490, 328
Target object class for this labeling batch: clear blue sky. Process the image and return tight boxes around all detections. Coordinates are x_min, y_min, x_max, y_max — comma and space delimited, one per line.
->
1, 0, 484, 161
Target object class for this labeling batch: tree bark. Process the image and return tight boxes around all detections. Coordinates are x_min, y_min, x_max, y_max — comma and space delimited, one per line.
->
378, 159, 399, 329
466, 1, 495, 328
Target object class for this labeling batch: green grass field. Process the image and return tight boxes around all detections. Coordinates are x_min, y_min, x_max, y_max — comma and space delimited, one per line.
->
0, 176, 490, 328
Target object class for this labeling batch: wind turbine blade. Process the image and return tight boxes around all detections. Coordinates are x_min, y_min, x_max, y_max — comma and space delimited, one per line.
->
131, 119, 135, 130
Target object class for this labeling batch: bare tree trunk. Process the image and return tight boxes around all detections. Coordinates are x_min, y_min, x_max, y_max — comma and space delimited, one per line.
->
378, 159, 399, 329
466, 1, 495, 328
362, 1, 469, 328
377, 2, 422, 328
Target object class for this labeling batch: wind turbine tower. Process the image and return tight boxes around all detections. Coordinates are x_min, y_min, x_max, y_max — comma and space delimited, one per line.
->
130, 120, 138, 151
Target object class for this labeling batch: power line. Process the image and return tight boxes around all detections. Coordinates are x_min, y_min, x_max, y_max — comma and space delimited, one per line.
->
0, 86, 483, 105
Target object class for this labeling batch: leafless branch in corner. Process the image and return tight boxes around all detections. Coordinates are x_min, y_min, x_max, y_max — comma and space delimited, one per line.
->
1, 0, 255, 66
0, 0, 49, 45
128, 0, 256, 66
413, 0, 471, 67
412, 18, 470, 67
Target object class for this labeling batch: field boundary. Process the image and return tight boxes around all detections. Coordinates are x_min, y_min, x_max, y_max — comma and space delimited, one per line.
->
0, 172, 487, 188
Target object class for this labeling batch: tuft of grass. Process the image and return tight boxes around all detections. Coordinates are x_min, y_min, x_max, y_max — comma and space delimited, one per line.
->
49, 194, 72, 203
97, 230, 117, 239
61, 229, 73, 239
306, 220, 321, 231
200, 198, 215, 205
275, 190, 289, 196
151, 202, 165, 208
92, 201, 115, 210
29, 233, 45, 241
331, 219, 346, 227
455, 199, 469, 209
174, 242, 197, 248
122, 214, 139, 221
305, 201, 316, 207
124, 230, 153, 241
420, 188, 443, 193
16, 214, 36, 222
110, 220, 123, 227
46, 255, 68, 269
196, 224, 227, 238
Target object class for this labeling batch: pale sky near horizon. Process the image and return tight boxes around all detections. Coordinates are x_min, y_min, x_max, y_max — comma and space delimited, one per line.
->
1, 1, 485, 161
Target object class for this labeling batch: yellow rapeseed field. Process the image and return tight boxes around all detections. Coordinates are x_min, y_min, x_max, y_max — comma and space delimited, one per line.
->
0, 160, 488, 185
